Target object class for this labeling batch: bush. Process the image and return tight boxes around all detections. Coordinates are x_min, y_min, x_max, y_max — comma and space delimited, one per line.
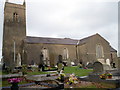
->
22, 64, 27, 75
2, 66, 11, 74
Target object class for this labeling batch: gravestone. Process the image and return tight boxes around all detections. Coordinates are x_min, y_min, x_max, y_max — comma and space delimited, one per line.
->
106, 59, 110, 66
39, 53, 44, 71
71, 62, 75, 66
58, 55, 62, 63
16, 53, 21, 66
67, 58, 71, 66
97, 59, 105, 64
93, 62, 103, 73
89, 61, 109, 81
31, 60, 34, 65
86, 63, 93, 68
93, 61, 111, 73
57, 55, 64, 73
2, 63, 6, 70
118, 57, 120, 69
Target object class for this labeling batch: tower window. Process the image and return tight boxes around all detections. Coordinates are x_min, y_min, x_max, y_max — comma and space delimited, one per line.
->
13, 12, 18, 22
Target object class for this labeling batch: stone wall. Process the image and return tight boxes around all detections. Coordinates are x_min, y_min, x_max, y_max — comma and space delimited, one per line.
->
77, 34, 112, 65
25, 43, 76, 66
2, 2, 26, 67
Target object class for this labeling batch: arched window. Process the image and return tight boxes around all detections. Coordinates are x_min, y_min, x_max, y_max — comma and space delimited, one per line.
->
63, 48, 69, 60
13, 12, 18, 21
96, 44, 104, 58
41, 48, 50, 65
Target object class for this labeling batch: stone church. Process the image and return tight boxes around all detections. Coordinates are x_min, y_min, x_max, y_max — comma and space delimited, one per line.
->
2, 1, 117, 68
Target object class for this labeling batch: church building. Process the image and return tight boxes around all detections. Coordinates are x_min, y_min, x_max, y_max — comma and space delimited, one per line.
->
2, 1, 117, 68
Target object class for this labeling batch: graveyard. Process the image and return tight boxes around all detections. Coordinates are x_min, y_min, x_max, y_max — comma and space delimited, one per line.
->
1, 1, 119, 89
1, 59, 120, 89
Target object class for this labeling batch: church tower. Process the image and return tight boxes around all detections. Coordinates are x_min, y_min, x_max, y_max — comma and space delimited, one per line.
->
2, 0, 26, 67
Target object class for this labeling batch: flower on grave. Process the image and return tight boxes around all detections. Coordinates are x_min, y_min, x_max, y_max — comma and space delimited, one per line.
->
60, 73, 66, 77
58, 73, 66, 79
67, 73, 78, 85
48, 66, 51, 70
99, 74, 106, 79
57, 72, 66, 82
83, 67, 88, 69
8, 78, 22, 84
107, 73, 112, 76
106, 73, 112, 79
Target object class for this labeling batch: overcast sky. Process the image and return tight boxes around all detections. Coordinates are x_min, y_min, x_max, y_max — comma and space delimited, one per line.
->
0, 0, 119, 58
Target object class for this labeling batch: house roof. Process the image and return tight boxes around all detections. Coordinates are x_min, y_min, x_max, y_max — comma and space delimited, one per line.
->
25, 34, 117, 52
25, 34, 97, 45
25, 36, 78, 45
110, 46, 117, 52
78, 34, 96, 45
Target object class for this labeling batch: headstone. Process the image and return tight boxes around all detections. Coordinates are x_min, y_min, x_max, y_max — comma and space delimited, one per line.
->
86, 63, 93, 68
58, 55, 62, 63
71, 62, 75, 66
118, 57, 120, 69
16, 53, 21, 66
39, 53, 45, 71
106, 59, 110, 65
40, 53, 44, 64
67, 58, 71, 66
31, 60, 34, 65
2, 63, 6, 70
86, 62, 89, 66
93, 61, 111, 73
97, 59, 105, 64
93, 62, 103, 73
112, 63, 116, 68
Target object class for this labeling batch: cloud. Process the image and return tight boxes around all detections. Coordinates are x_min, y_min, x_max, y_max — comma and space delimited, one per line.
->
0, 0, 118, 58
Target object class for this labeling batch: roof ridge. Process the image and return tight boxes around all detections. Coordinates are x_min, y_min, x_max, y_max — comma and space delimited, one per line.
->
26, 36, 78, 41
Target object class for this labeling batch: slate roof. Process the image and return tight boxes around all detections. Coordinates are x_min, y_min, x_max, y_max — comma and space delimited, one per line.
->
25, 34, 117, 52
25, 34, 97, 45
78, 34, 96, 45
25, 36, 78, 45
110, 46, 117, 52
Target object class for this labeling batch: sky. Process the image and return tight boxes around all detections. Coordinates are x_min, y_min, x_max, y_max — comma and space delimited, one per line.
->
0, 0, 119, 58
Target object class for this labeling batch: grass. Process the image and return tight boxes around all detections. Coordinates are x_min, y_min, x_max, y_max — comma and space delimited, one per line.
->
1, 66, 93, 87
1, 79, 29, 87
64, 66, 93, 76
0, 71, 9, 75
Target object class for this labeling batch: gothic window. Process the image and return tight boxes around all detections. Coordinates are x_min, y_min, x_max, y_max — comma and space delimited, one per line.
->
96, 44, 104, 58
63, 48, 69, 60
41, 48, 50, 65
13, 12, 18, 22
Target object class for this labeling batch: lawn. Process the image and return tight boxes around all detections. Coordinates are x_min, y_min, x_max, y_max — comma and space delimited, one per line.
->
1, 66, 93, 87
64, 66, 93, 76
1, 78, 29, 87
